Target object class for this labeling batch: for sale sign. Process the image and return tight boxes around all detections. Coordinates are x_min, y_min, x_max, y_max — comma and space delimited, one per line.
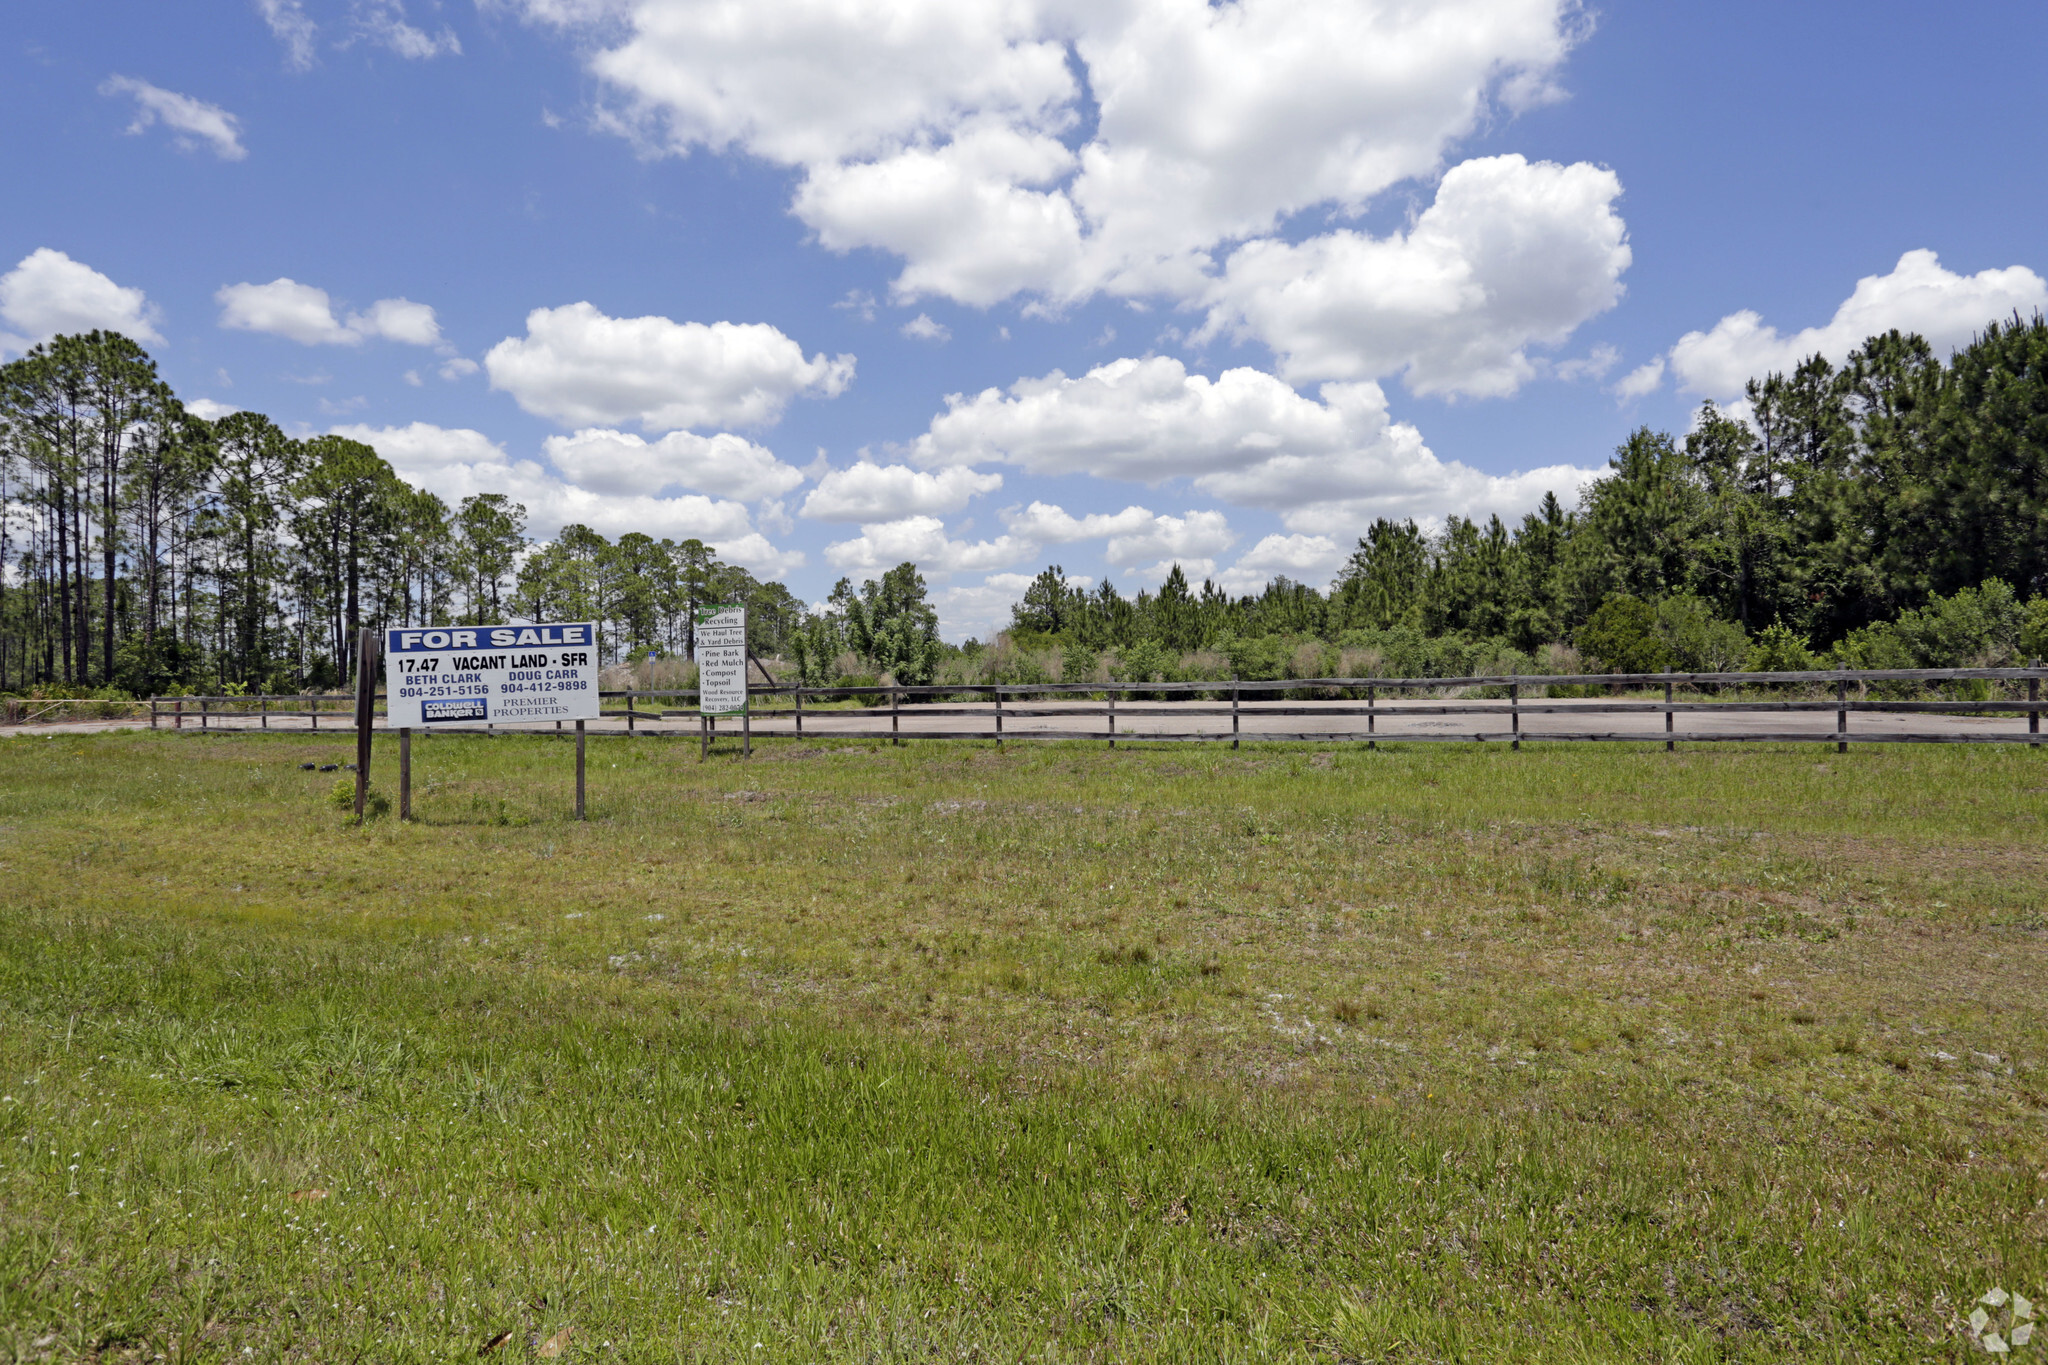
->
384, 622, 599, 727
696, 604, 747, 715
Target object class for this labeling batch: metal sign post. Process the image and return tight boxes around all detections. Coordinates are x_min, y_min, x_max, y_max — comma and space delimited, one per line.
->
383, 621, 601, 818
696, 604, 747, 757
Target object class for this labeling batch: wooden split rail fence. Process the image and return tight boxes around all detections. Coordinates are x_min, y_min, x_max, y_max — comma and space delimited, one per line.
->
123, 665, 2048, 752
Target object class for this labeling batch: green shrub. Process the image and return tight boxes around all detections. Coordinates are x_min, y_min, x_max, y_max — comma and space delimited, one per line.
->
1219, 634, 1288, 682
1110, 640, 1172, 699
826, 672, 884, 706
1888, 579, 2024, 667
1060, 641, 1099, 688
1577, 595, 1670, 674
1654, 595, 1748, 674
1832, 621, 1915, 672
2022, 598, 2048, 666
1747, 623, 1817, 673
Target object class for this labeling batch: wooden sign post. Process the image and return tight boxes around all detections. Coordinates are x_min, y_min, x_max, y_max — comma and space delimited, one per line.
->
352, 627, 380, 824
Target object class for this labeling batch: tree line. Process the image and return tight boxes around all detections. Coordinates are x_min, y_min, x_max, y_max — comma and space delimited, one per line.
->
1002, 316, 2048, 677
0, 331, 805, 696
7, 315, 2043, 699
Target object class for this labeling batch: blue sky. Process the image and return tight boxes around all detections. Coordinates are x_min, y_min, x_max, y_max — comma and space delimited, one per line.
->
5, 1, 2046, 638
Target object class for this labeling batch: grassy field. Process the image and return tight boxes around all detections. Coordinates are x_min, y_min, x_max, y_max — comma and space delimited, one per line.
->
1, 729, 2046, 1362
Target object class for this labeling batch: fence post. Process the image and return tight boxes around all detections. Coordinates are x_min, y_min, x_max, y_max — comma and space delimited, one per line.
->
150, 698, 158, 730
795, 686, 804, 739
626, 690, 635, 736
743, 701, 752, 758
174, 697, 183, 731
310, 697, 317, 731
700, 714, 709, 762
891, 686, 901, 746
1367, 684, 1375, 750
995, 686, 1004, 750
261, 694, 268, 730
1836, 678, 1848, 754
1665, 678, 1674, 753
400, 727, 412, 820
1511, 680, 1521, 751
1232, 682, 1240, 750
575, 719, 586, 820
201, 698, 209, 731
1107, 691, 1116, 750
2031, 660, 2041, 746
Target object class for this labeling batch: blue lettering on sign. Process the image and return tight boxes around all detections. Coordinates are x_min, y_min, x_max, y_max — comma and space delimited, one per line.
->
388, 622, 592, 654
422, 697, 488, 723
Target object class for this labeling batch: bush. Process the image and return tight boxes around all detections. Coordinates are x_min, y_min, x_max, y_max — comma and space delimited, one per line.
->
1110, 640, 1172, 699
2022, 598, 2048, 665
1889, 579, 2024, 668
1834, 582, 2037, 680
1747, 623, 1817, 673
1219, 634, 1288, 682
1654, 595, 1748, 674
1577, 595, 1670, 674
822, 672, 884, 705
1059, 641, 1099, 688
1831, 621, 1915, 673
976, 635, 1052, 688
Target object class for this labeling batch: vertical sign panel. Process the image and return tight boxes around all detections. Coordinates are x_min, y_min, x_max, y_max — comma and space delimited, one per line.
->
384, 622, 599, 727
696, 604, 748, 715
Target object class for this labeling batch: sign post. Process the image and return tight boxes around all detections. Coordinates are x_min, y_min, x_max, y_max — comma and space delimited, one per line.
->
383, 621, 601, 817
353, 627, 380, 824
695, 604, 748, 758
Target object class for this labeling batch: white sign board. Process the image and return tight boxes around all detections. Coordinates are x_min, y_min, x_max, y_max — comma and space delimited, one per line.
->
696, 604, 748, 715
384, 622, 599, 728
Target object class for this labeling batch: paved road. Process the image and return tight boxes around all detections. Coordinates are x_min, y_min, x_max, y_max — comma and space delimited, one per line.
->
6, 697, 2038, 745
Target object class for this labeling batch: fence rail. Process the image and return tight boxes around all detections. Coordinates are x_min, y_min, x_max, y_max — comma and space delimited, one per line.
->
4, 665, 2008, 750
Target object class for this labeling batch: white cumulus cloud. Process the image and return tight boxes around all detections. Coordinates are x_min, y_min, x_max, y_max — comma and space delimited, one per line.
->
215, 278, 444, 347
0, 248, 163, 350
801, 462, 1001, 522
899, 312, 951, 343
1000, 501, 1236, 570
484, 302, 854, 431
330, 420, 506, 469
332, 420, 803, 575
915, 354, 1598, 534
101, 76, 247, 161
515, 0, 1587, 314
1201, 155, 1630, 395
543, 428, 805, 501
823, 515, 1030, 577
933, 571, 1042, 643
1214, 533, 1347, 595
351, 296, 442, 346
1662, 250, 2048, 399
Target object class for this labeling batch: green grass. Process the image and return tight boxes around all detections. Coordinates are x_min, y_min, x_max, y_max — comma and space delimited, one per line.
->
2, 730, 2046, 1361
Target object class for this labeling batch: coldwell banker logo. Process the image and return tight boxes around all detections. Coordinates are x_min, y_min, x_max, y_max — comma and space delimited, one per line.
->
422, 697, 488, 723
